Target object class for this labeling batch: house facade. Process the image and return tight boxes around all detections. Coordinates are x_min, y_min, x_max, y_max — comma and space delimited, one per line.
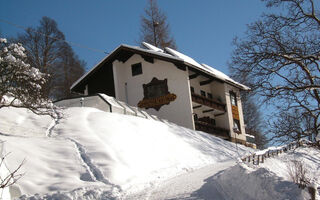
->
71, 42, 252, 146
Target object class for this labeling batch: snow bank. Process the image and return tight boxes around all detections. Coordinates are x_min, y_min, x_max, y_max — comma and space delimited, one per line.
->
0, 107, 253, 198
0, 107, 52, 137
199, 146, 320, 200
206, 164, 309, 200
259, 147, 320, 188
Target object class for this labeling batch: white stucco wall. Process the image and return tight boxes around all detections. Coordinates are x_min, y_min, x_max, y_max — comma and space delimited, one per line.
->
112, 54, 194, 129
224, 84, 246, 141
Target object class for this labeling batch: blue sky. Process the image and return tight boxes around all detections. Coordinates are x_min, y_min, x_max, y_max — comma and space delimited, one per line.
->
0, 0, 268, 74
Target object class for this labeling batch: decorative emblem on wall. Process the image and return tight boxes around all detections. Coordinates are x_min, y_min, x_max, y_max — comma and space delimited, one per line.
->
138, 77, 177, 111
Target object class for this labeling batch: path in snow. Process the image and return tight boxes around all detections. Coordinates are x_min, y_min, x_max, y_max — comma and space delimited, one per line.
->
45, 108, 61, 137
128, 160, 236, 200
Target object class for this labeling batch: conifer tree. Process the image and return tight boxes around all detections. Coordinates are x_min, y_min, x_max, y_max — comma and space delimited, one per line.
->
139, 0, 177, 49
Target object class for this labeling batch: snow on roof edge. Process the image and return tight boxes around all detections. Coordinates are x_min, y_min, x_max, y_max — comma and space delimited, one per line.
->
165, 47, 250, 91
70, 44, 182, 90
142, 42, 164, 53
71, 43, 250, 91
201, 63, 250, 91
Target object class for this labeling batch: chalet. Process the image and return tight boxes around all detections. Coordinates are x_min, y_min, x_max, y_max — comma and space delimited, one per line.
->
70, 42, 253, 146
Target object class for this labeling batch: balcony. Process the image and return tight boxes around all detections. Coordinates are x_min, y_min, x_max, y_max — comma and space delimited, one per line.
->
191, 93, 226, 112
195, 117, 230, 139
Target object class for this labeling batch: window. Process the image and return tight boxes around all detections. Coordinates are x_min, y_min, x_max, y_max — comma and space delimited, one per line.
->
131, 63, 142, 76
207, 93, 213, 99
145, 83, 167, 98
190, 87, 195, 94
230, 91, 237, 106
200, 90, 206, 97
233, 119, 241, 134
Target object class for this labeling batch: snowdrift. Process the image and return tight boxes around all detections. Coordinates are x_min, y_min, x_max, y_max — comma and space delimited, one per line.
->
199, 146, 320, 200
0, 107, 252, 198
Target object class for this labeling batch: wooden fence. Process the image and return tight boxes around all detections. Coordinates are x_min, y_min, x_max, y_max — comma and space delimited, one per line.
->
241, 140, 318, 165
241, 140, 320, 199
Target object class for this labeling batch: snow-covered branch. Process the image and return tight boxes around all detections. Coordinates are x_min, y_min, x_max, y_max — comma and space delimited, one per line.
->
0, 38, 55, 117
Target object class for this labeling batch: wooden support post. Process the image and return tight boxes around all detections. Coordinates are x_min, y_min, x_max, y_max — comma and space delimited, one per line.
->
248, 155, 251, 163
262, 155, 264, 163
257, 155, 260, 165
252, 154, 255, 165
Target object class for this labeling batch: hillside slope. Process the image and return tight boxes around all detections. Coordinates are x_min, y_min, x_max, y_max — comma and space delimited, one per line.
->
0, 107, 252, 199
2, 107, 317, 199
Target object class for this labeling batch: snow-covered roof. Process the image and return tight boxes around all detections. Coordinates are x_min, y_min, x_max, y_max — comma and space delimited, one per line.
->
163, 46, 250, 90
70, 44, 183, 91
71, 42, 250, 91
142, 42, 164, 53
165, 47, 203, 69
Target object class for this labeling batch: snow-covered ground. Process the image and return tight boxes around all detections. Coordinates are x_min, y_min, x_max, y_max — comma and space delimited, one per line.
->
0, 107, 251, 199
0, 106, 319, 199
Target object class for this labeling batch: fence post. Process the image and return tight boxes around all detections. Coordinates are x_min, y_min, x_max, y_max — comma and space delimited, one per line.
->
261, 154, 264, 163
307, 186, 316, 200
257, 155, 260, 165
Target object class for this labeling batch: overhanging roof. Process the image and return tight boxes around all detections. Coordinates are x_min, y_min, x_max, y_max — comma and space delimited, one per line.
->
71, 43, 250, 92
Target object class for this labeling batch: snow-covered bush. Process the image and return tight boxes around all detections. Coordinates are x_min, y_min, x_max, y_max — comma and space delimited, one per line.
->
0, 38, 53, 115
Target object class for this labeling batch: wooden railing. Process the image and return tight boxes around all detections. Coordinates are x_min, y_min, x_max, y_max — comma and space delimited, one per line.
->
191, 93, 225, 112
241, 140, 320, 200
195, 120, 230, 139
241, 140, 318, 165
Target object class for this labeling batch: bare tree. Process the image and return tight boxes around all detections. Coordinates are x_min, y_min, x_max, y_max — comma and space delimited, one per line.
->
230, 0, 320, 143
139, 0, 177, 49
16, 17, 65, 98
16, 16, 85, 99
54, 44, 86, 99
242, 95, 268, 149
287, 160, 310, 188
0, 153, 24, 189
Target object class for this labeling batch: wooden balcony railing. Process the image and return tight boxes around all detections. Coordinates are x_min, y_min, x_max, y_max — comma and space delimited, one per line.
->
191, 93, 226, 112
195, 120, 230, 139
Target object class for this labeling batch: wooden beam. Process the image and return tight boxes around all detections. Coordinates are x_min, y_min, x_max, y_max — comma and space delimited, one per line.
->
188, 67, 224, 83
193, 105, 202, 109
214, 113, 225, 117
116, 51, 134, 63
189, 73, 199, 80
141, 55, 154, 63
203, 109, 214, 113
200, 79, 213, 86
174, 63, 186, 71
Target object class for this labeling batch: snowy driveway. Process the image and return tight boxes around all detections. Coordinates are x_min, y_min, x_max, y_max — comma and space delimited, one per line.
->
128, 160, 236, 200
